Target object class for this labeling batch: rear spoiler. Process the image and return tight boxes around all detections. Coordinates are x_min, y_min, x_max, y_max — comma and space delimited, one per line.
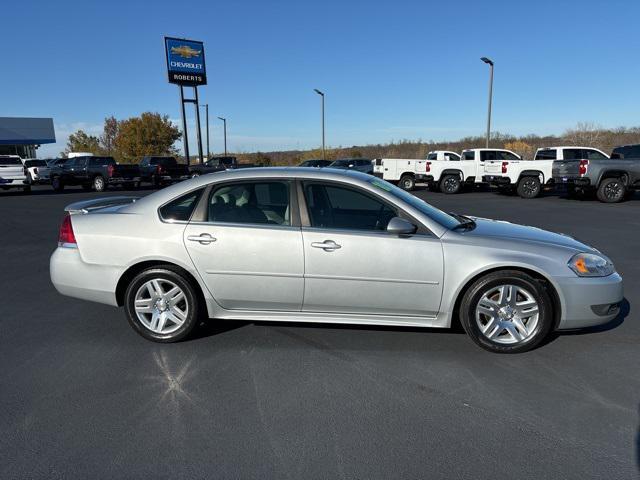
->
64, 196, 139, 214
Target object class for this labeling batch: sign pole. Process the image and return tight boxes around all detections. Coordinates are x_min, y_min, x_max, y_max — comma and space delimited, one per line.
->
194, 86, 204, 164
179, 85, 190, 166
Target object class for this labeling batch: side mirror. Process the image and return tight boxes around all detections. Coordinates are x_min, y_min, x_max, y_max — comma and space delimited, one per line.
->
386, 217, 417, 235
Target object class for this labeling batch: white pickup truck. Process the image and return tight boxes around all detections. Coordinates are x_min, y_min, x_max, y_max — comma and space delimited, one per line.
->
483, 146, 609, 198
422, 148, 520, 194
0, 155, 30, 193
372, 158, 429, 190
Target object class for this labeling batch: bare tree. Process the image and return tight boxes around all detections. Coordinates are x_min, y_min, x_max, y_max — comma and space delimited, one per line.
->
563, 121, 603, 147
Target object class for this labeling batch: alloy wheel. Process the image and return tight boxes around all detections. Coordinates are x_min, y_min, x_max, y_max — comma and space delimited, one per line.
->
134, 278, 189, 335
604, 181, 622, 201
444, 177, 459, 192
475, 284, 540, 345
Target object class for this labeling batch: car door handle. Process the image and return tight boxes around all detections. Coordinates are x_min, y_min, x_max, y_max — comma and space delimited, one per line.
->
311, 240, 341, 251
187, 233, 216, 245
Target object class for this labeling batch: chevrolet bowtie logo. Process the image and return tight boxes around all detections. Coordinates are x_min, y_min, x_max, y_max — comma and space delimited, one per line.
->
171, 45, 201, 59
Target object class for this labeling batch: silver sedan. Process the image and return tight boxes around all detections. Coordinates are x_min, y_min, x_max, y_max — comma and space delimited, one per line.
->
50, 168, 623, 353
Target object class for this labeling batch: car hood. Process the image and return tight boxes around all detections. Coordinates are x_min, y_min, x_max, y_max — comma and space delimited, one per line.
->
459, 217, 594, 252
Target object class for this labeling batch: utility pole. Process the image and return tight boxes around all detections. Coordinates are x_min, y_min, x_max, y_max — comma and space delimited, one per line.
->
481, 57, 494, 148
200, 104, 210, 159
217, 117, 227, 156
314, 89, 325, 159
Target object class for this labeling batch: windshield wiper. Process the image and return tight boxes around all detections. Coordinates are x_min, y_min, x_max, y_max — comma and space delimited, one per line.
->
449, 212, 476, 231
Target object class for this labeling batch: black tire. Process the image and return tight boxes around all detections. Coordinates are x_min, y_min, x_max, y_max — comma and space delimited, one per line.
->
93, 175, 106, 192
517, 176, 541, 199
459, 270, 554, 353
596, 177, 626, 203
52, 176, 64, 192
152, 175, 161, 188
399, 174, 415, 191
440, 174, 461, 194
124, 267, 201, 343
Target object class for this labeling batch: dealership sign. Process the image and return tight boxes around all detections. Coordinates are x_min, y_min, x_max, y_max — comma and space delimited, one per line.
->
164, 37, 207, 86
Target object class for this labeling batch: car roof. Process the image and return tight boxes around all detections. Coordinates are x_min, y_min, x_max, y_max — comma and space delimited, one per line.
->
461, 148, 513, 152
537, 146, 603, 150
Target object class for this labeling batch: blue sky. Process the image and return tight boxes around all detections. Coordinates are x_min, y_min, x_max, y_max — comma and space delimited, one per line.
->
3, 0, 640, 157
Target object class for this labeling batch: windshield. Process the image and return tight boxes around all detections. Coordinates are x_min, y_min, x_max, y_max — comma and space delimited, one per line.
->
0, 157, 22, 165
368, 178, 460, 230
330, 160, 351, 167
25, 160, 47, 167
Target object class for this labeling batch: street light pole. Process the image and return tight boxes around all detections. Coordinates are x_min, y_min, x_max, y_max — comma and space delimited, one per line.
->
314, 89, 325, 160
200, 104, 210, 159
481, 57, 494, 149
217, 117, 227, 156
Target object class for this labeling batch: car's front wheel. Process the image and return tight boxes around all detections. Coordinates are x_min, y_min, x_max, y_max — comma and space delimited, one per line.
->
124, 267, 201, 342
459, 270, 554, 353
93, 175, 106, 192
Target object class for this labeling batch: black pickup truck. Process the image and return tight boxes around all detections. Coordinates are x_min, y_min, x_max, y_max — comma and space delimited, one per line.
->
552, 144, 640, 203
138, 156, 190, 186
188, 156, 238, 177
50, 156, 141, 192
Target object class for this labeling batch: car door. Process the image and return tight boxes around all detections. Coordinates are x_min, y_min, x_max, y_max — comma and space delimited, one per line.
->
183, 180, 305, 311
300, 181, 444, 317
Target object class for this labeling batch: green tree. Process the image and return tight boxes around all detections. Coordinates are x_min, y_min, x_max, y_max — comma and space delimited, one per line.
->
64, 130, 102, 156
101, 116, 119, 155
114, 112, 181, 163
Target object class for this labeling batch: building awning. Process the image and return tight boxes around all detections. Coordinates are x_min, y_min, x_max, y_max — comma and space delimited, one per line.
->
0, 117, 56, 145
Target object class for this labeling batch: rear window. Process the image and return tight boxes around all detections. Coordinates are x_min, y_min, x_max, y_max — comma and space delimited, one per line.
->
427, 153, 437, 160
159, 188, 204, 222
89, 157, 116, 166
463, 151, 475, 160
0, 157, 22, 165
535, 149, 557, 160
480, 151, 497, 161
445, 153, 460, 161
375, 159, 383, 166
156, 157, 177, 166
25, 160, 47, 167
584, 149, 608, 160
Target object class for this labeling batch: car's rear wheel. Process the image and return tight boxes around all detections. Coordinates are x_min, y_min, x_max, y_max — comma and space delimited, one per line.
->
517, 176, 541, 199
124, 268, 200, 342
597, 177, 626, 203
440, 175, 461, 194
459, 270, 554, 353
399, 174, 415, 191
93, 175, 106, 192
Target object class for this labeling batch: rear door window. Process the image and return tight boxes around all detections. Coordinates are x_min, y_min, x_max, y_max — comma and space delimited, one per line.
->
427, 153, 437, 160
584, 149, 608, 160
535, 149, 557, 160
208, 181, 291, 226
463, 151, 475, 161
480, 151, 497, 161
563, 149, 584, 160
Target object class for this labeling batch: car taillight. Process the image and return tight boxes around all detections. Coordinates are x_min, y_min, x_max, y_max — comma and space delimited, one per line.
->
502, 162, 508, 174
58, 215, 77, 246
426, 161, 431, 172
579, 159, 589, 176
107, 164, 115, 177
157, 165, 165, 174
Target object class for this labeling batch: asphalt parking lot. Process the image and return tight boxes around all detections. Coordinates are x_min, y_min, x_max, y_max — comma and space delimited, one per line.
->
1, 184, 638, 479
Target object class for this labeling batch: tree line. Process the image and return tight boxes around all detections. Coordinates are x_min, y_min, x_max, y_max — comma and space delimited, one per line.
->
65, 116, 640, 165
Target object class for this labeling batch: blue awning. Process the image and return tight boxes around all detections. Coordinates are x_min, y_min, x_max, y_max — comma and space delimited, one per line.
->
0, 117, 56, 145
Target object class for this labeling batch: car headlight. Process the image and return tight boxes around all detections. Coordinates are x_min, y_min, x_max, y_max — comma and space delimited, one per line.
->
568, 253, 615, 277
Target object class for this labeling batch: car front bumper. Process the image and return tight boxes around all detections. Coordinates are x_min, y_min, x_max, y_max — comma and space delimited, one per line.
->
555, 272, 623, 329
50, 246, 120, 306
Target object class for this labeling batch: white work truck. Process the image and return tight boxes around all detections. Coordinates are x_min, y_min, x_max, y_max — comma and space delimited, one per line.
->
422, 148, 520, 194
483, 146, 609, 198
372, 158, 429, 191
0, 155, 30, 192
